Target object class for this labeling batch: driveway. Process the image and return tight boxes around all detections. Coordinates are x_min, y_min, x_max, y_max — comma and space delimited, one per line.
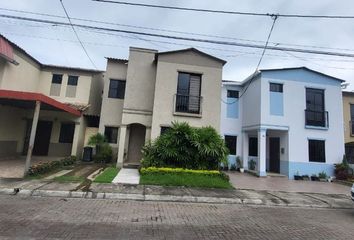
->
0, 156, 59, 178
227, 172, 351, 195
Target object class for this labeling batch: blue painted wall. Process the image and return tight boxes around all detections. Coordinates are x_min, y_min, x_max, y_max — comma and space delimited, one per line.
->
270, 92, 283, 116
282, 161, 334, 179
226, 97, 239, 118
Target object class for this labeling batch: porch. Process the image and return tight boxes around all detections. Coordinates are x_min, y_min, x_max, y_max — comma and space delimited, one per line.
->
0, 89, 82, 177
242, 126, 289, 177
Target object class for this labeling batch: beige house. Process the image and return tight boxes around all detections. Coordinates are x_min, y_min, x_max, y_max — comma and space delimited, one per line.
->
0, 35, 104, 172
99, 47, 226, 167
342, 91, 354, 163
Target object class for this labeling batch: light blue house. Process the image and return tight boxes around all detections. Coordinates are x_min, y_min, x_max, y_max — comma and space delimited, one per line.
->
221, 67, 345, 179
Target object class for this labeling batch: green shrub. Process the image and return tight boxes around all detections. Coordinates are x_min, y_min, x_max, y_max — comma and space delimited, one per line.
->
140, 167, 229, 181
236, 156, 243, 169
334, 155, 352, 180
141, 122, 228, 170
248, 159, 256, 171
88, 133, 113, 163
27, 156, 77, 176
93, 143, 113, 163
318, 171, 327, 179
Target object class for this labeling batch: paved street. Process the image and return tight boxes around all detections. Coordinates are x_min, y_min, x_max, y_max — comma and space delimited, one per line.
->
0, 195, 353, 240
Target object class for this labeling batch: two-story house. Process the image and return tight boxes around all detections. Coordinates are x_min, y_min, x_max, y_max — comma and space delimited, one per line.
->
342, 91, 354, 165
99, 47, 226, 167
0, 35, 103, 174
221, 67, 345, 179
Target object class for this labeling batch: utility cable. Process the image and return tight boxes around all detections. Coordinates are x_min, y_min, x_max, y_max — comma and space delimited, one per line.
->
92, 0, 354, 19
59, 0, 97, 69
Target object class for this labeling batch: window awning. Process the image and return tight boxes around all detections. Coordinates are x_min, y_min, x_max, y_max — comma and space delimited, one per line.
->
0, 89, 81, 116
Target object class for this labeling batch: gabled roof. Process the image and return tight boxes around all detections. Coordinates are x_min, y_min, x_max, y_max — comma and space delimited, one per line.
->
241, 66, 346, 86
157, 47, 227, 65
105, 57, 128, 63
1, 34, 103, 73
41, 64, 103, 73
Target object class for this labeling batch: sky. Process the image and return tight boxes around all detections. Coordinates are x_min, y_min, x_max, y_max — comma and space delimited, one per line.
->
0, 0, 354, 88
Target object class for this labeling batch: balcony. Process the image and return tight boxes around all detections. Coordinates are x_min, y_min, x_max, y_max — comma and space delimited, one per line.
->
305, 109, 329, 129
174, 94, 202, 116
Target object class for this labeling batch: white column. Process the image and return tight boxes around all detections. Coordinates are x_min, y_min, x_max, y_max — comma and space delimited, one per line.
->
71, 120, 81, 156
145, 127, 151, 143
257, 128, 267, 177
24, 101, 41, 176
242, 132, 249, 170
117, 125, 127, 168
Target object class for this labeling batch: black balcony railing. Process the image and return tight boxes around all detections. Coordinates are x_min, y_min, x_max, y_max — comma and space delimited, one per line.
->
175, 94, 202, 114
305, 109, 328, 128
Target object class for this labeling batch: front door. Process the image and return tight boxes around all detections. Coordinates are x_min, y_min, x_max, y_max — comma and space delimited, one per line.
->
126, 124, 146, 165
269, 137, 280, 173
33, 121, 53, 156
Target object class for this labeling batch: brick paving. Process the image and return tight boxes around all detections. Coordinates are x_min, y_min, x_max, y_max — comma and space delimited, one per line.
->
228, 172, 351, 194
0, 195, 353, 239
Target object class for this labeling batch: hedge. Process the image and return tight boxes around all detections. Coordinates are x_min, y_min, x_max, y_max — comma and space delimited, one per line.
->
140, 167, 229, 181
27, 156, 77, 176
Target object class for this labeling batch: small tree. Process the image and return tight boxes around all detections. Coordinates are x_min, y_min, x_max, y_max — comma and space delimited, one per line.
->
88, 133, 112, 163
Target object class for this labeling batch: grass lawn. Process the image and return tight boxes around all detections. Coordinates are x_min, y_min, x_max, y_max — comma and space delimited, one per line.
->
140, 172, 233, 189
53, 175, 85, 183
93, 167, 119, 183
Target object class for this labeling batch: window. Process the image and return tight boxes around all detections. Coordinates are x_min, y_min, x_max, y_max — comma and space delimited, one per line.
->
249, 137, 258, 156
225, 135, 237, 155
50, 74, 63, 96
175, 72, 202, 114
345, 143, 354, 164
270, 83, 283, 92
67, 76, 78, 86
59, 123, 75, 143
350, 104, 354, 135
226, 90, 239, 118
160, 126, 171, 135
269, 83, 284, 116
104, 127, 118, 144
66, 76, 79, 98
305, 88, 326, 127
108, 79, 126, 99
308, 140, 325, 163
227, 90, 239, 98
52, 74, 63, 84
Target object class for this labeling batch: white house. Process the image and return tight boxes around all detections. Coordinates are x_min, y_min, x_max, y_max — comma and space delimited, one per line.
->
221, 67, 345, 179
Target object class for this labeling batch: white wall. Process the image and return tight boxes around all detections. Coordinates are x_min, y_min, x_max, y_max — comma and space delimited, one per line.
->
259, 69, 344, 167
220, 83, 243, 158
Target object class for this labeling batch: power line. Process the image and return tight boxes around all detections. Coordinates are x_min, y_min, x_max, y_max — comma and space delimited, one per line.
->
239, 16, 278, 99
1, 6, 354, 53
92, 0, 354, 19
59, 0, 97, 69
1, 13, 354, 59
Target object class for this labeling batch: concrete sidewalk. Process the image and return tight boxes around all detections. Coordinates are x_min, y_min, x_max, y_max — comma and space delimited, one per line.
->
0, 178, 353, 209
112, 168, 140, 184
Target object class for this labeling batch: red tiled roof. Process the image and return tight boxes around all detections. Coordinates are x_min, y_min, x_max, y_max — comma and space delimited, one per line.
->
0, 89, 81, 116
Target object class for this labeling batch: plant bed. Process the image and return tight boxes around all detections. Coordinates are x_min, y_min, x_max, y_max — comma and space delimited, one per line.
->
140, 167, 233, 189
26, 156, 77, 178
93, 167, 120, 183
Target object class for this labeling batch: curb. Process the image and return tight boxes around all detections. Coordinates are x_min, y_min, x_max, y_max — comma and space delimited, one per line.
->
0, 188, 353, 209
